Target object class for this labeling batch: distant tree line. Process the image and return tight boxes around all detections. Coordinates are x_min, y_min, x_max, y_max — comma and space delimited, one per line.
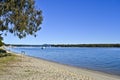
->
5, 44, 120, 47
51, 44, 120, 47
5, 44, 51, 47
5, 44, 42, 47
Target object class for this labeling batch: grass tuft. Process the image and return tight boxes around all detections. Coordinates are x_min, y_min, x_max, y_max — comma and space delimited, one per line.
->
0, 54, 18, 74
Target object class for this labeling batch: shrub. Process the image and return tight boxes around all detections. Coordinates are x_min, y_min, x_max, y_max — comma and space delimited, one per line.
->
0, 53, 12, 57
0, 49, 11, 57
0, 49, 6, 53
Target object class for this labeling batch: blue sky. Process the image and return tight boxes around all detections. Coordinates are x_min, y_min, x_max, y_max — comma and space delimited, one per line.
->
3, 0, 120, 44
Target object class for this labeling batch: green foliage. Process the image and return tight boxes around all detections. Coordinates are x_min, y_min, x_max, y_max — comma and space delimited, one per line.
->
0, 53, 11, 57
0, 36, 4, 46
0, 49, 11, 57
0, 40, 4, 46
0, 0, 43, 39
0, 49, 6, 53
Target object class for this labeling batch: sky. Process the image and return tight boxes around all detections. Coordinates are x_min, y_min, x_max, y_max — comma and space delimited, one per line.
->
3, 0, 120, 45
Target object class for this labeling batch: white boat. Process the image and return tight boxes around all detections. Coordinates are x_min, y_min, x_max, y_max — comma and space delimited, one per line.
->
41, 47, 45, 49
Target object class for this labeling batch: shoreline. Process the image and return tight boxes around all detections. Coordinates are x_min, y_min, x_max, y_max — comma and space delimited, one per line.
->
0, 53, 120, 80
5, 47, 120, 77
24, 55, 120, 80
30, 55, 120, 77
1, 47, 120, 80
28, 55, 120, 79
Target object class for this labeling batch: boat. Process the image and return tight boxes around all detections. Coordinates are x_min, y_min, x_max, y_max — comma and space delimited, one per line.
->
41, 47, 45, 49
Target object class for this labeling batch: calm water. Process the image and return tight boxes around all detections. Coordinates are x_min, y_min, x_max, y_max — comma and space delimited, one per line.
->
9, 47, 120, 76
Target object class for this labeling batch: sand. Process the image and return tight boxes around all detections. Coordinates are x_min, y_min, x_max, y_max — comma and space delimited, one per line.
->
0, 54, 120, 80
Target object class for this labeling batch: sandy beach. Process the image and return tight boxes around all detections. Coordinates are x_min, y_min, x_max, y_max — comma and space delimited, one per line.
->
0, 54, 120, 80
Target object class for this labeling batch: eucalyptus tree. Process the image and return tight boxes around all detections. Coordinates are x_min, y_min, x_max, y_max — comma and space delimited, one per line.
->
0, 0, 43, 40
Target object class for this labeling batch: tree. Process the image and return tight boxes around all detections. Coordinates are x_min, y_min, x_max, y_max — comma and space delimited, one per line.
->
0, 0, 43, 39
0, 35, 4, 46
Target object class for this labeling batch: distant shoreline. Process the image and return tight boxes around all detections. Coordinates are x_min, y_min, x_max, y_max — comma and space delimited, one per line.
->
5, 44, 120, 47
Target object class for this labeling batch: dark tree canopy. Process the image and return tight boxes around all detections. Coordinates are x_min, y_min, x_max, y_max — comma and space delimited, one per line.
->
0, 0, 43, 39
